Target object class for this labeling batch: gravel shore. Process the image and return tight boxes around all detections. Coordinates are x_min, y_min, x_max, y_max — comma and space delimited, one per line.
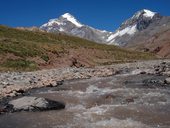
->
0, 59, 170, 99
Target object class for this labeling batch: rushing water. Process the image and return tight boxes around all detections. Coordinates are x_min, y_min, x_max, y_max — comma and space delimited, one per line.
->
0, 74, 170, 128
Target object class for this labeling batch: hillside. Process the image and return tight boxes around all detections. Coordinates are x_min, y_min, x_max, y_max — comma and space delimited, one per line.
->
126, 27, 170, 58
0, 25, 154, 71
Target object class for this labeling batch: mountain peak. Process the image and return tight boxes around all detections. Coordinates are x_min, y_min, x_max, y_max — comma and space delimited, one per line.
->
142, 9, 156, 18
60, 13, 83, 27
62, 13, 74, 18
134, 9, 157, 19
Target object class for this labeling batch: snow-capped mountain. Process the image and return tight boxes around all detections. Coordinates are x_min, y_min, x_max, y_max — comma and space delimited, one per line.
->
40, 9, 168, 46
107, 9, 163, 45
40, 13, 114, 44
41, 13, 83, 32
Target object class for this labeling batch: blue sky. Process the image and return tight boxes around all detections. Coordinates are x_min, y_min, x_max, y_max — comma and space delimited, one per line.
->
0, 0, 169, 31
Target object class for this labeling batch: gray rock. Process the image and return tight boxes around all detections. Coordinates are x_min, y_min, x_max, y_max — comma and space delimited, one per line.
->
165, 77, 170, 84
8, 96, 65, 112
46, 80, 64, 87
143, 79, 165, 87
163, 71, 170, 76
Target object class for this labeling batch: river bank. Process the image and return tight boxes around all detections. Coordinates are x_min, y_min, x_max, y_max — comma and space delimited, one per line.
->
0, 59, 170, 99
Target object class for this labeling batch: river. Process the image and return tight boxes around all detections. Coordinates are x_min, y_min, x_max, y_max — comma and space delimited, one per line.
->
0, 73, 170, 128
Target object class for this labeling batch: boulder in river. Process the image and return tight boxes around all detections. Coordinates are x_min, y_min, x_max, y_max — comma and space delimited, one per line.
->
8, 96, 65, 112
143, 78, 165, 87
164, 77, 170, 84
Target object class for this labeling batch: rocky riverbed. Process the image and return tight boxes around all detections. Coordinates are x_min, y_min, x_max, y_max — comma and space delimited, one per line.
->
1, 59, 170, 99
0, 59, 170, 128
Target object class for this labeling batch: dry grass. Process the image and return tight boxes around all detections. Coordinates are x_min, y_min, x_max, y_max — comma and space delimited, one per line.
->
0, 25, 155, 71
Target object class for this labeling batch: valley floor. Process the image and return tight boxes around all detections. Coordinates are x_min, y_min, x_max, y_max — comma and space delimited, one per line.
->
0, 59, 170, 128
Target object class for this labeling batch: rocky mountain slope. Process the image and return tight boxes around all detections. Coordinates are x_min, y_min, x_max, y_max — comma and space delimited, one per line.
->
40, 13, 114, 44
124, 15, 170, 58
114, 9, 170, 58
0, 25, 153, 71
126, 26, 170, 57
109, 9, 162, 45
